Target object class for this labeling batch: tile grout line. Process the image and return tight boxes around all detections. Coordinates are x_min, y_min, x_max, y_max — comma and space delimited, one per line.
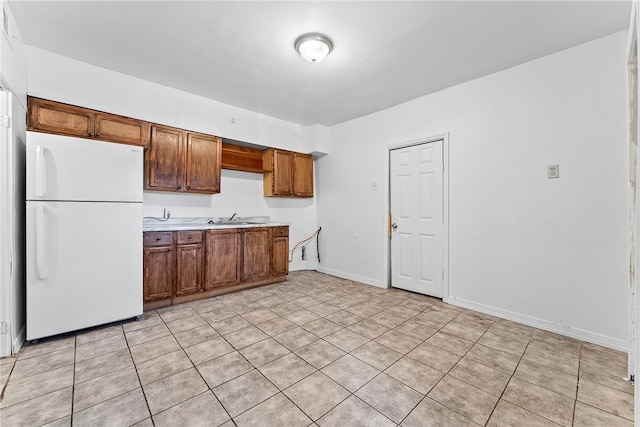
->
0, 356, 16, 402
398, 312, 495, 426
68, 335, 77, 426
126, 314, 160, 426
481, 333, 528, 427
165, 308, 234, 426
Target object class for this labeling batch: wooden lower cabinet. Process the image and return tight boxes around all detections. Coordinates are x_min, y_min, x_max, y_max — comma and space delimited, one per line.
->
242, 228, 272, 282
272, 227, 289, 276
204, 229, 242, 290
143, 232, 175, 303
144, 226, 289, 309
176, 231, 204, 296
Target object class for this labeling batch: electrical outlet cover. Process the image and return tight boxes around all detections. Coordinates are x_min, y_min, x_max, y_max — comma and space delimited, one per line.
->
547, 164, 559, 179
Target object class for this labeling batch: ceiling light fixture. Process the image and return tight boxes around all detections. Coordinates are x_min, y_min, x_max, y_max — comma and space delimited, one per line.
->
294, 33, 333, 63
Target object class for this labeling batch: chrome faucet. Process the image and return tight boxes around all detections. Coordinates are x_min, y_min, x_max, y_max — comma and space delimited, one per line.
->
229, 213, 237, 221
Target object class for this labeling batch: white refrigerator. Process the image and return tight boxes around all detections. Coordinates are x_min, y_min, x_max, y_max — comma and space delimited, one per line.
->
26, 131, 143, 341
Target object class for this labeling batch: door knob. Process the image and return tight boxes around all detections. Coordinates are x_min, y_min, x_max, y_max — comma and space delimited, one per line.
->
391, 223, 398, 230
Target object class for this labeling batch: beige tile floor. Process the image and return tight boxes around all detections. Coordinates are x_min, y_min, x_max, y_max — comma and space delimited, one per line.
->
0, 271, 634, 426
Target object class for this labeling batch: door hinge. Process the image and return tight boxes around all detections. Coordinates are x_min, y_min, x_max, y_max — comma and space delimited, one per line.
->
0, 322, 8, 334
0, 115, 9, 127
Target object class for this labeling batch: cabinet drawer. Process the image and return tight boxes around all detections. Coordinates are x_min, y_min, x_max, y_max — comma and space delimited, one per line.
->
272, 226, 289, 237
144, 231, 174, 246
177, 230, 203, 244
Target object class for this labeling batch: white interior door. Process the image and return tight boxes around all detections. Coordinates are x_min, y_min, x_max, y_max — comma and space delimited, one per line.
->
390, 140, 444, 297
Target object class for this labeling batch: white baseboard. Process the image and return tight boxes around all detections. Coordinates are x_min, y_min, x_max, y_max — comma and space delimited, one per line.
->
449, 296, 628, 352
12, 324, 25, 354
316, 266, 387, 289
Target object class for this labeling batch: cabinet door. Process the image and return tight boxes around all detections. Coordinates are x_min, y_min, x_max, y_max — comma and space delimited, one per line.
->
205, 229, 241, 289
272, 236, 289, 276
176, 243, 204, 296
293, 153, 314, 197
242, 228, 272, 282
272, 149, 293, 196
143, 245, 174, 302
95, 113, 150, 146
28, 98, 95, 138
185, 133, 221, 193
147, 125, 184, 191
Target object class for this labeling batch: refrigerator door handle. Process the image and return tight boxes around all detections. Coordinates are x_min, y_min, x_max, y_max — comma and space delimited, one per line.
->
35, 204, 47, 279
35, 145, 46, 198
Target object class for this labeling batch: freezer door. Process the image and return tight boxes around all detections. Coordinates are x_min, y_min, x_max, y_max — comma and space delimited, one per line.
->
26, 201, 142, 340
26, 132, 143, 202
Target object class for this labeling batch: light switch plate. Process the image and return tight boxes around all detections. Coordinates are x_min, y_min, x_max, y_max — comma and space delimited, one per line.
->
547, 164, 559, 179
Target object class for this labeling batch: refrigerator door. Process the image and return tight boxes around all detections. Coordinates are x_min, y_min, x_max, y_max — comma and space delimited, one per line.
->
26, 200, 142, 340
26, 132, 143, 202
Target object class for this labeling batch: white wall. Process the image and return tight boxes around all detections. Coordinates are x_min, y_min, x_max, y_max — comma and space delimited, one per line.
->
26, 47, 320, 271
0, 0, 27, 105
317, 31, 629, 350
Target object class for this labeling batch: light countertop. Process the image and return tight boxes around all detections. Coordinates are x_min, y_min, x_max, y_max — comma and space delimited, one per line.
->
143, 216, 289, 232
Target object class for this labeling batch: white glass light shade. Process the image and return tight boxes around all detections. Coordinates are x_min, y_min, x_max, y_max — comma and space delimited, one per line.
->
295, 33, 333, 63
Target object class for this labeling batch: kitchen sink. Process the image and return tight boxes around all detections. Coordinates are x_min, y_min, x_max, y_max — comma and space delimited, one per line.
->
216, 221, 265, 226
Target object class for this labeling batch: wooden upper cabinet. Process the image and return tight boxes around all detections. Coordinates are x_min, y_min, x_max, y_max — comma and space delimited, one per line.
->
185, 133, 222, 193
28, 98, 95, 138
95, 113, 149, 146
273, 150, 293, 196
146, 126, 221, 194
292, 153, 314, 197
147, 125, 184, 191
263, 148, 313, 198
28, 97, 149, 146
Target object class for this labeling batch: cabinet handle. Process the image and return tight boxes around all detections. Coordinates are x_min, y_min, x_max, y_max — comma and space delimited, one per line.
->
34, 145, 46, 198
188, 236, 192, 239
35, 204, 47, 279
156, 237, 161, 241
168, 248, 172, 251
95, 133, 101, 137
88, 132, 94, 136
187, 185, 191, 189
177, 185, 181, 189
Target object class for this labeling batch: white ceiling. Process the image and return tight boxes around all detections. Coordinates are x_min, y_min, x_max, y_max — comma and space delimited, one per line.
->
9, 1, 631, 126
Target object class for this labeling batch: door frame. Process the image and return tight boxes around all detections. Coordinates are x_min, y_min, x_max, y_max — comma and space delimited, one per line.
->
0, 89, 11, 356
626, 3, 639, 421
385, 133, 450, 302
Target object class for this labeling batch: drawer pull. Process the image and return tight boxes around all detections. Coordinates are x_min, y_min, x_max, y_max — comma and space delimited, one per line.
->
156, 237, 161, 241
188, 236, 192, 239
